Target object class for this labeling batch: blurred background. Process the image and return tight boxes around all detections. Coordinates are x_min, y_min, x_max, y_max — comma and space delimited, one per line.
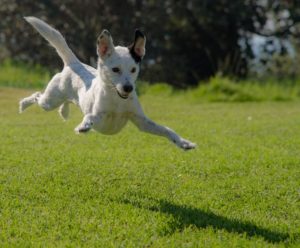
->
1, 0, 300, 89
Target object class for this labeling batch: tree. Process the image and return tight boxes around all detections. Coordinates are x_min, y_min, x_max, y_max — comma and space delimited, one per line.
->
1, 0, 299, 87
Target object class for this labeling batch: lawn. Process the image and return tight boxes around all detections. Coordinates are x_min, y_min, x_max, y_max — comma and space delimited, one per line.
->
0, 87, 299, 247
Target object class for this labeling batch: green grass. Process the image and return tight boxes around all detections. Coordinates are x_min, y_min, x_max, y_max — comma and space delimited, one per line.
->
0, 87, 299, 247
0, 60, 51, 89
185, 76, 300, 102
2, 61, 300, 102
137, 77, 300, 103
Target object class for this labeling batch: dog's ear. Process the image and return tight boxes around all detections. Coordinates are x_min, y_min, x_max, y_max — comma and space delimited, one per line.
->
97, 30, 115, 59
129, 29, 146, 63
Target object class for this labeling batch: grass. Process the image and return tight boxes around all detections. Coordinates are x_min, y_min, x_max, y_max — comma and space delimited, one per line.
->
185, 76, 300, 102
136, 77, 300, 103
2, 60, 300, 102
0, 60, 51, 89
0, 87, 299, 247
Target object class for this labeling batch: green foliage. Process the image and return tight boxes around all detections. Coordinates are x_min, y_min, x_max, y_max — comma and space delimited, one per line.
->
189, 77, 261, 102
0, 88, 299, 246
186, 76, 300, 102
137, 76, 300, 103
1, 61, 300, 103
253, 39, 300, 82
0, 60, 50, 89
136, 81, 174, 96
1, 1, 300, 86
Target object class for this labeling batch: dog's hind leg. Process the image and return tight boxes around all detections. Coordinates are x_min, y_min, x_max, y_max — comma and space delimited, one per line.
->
58, 102, 69, 121
19, 91, 41, 113
35, 73, 66, 112
36, 92, 65, 112
20, 73, 66, 113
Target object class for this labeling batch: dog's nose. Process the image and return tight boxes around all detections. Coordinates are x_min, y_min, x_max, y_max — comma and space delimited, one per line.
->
123, 84, 133, 93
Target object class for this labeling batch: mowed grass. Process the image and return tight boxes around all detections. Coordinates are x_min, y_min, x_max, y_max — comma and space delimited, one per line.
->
0, 87, 299, 247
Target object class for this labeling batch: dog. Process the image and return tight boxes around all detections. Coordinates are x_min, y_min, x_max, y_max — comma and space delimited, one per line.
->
19, 17, 196, 150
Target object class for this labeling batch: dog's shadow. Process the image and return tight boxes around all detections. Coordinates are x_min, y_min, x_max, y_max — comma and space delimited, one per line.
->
119, 195, 293, 244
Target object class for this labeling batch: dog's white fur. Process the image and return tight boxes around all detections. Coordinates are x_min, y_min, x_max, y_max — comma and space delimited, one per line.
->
19, 17, 196, 150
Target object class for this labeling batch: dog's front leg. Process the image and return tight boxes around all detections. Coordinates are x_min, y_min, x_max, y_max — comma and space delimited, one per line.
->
131, 115, 196, 150
75, 114, 101, 133
75, 94, 103, 133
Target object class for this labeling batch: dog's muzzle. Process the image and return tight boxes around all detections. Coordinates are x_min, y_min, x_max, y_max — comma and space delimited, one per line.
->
117, 90, 129, 99
116, 84, 133, 99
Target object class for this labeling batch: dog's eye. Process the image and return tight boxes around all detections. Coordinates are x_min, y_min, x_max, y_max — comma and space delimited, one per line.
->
131, 67, 136, 73
112, 67, 121, 73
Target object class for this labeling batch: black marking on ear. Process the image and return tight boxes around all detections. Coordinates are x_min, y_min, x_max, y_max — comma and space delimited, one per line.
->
128, 29, 145, 63
134, 29, 145, 40
129, 48, 142, 63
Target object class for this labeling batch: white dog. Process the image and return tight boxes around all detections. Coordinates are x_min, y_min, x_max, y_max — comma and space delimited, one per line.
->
19, 17, 196, 150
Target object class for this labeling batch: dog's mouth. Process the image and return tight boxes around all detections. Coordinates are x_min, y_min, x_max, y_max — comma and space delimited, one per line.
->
110, 84, 130, 99
116, 90, 129, 99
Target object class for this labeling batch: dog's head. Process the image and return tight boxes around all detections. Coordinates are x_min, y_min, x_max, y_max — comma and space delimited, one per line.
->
97, 30, 146, 99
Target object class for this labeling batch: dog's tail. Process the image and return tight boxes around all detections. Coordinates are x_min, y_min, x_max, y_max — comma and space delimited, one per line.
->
24, 16, 79, 66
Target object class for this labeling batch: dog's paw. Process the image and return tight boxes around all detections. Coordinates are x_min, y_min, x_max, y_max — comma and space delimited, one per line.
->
178, 138, 196, 151
19, 100, 25, 113
19, 100, 29, 113
74, 123, 92, 134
